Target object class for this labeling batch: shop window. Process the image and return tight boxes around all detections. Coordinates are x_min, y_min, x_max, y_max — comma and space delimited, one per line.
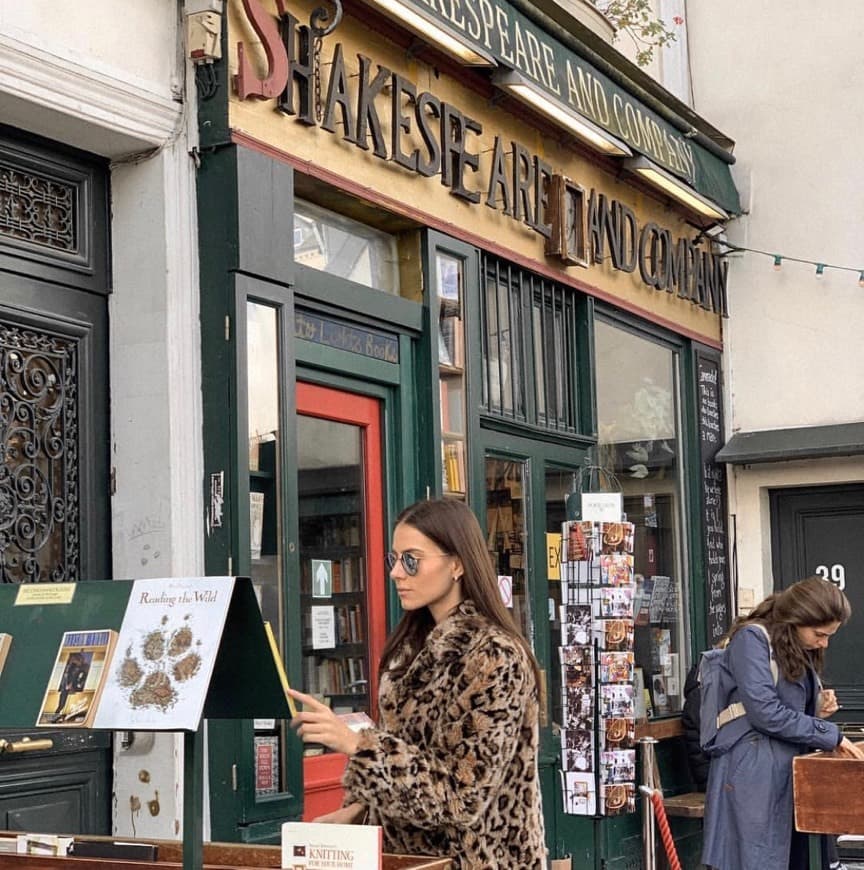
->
594, 320, 688, 717
480, 255, 578, 433
294, 199, 399, 294
485, 457, 532, 646
436, 253, 467, 497
246, 300, 288, 794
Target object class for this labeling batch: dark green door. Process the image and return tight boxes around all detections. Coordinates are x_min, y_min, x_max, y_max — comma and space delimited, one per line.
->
0, 129, 112, 834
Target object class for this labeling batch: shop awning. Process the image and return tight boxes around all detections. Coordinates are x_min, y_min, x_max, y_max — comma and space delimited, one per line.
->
715, 422, 864, 464
364, 0, 741, 215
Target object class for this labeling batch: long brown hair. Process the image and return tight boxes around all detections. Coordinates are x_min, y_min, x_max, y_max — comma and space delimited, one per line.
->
379, 498, 542, 693
729, 576, 851, 680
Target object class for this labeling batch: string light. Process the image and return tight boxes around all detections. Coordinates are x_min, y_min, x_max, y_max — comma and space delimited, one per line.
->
714, 240, 864, 286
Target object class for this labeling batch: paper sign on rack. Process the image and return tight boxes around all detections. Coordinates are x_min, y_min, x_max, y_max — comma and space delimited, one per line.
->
581, 492, 622, 523
93, 576, 235, 731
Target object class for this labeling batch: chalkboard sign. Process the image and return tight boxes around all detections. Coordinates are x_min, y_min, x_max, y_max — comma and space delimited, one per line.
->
697, 351, 731, 645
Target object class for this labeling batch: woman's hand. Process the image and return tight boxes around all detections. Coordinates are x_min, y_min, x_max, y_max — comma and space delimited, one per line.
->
819, 688, 840, 718
288, 688, 361, 756
834, 737, 864, 760
312, 802, 367, 824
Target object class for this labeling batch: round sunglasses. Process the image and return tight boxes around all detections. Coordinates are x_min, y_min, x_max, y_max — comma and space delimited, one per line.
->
385, 550, 451, 576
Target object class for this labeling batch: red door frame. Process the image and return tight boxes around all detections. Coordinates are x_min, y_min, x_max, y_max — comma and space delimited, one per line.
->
296, 382, 386, 819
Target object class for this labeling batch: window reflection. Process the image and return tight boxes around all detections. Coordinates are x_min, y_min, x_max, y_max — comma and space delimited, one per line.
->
595, 321, 686, 716
294, 199, 399, 294
485, 457, 532, 647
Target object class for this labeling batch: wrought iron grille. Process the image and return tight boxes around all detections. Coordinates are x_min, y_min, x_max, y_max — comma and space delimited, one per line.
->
0, 162, 77, 252
480, 255, 578, 432
0, 320, 79, 583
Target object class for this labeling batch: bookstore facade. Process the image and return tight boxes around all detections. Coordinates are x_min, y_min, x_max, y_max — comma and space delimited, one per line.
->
200, 0, 741, 864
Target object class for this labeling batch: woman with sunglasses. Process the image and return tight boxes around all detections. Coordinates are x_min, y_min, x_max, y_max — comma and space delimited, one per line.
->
288, 497, 547, 868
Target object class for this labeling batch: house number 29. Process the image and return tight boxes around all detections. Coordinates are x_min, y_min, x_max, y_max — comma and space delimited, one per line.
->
815, 564, 846, 590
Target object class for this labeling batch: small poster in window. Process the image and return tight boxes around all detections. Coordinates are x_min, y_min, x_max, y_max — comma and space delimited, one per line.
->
311, 606, 336, 650
255, 735, 280, 796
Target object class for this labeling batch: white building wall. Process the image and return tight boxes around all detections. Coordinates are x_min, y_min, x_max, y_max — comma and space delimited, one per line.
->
0, 0, 204, 841
685, 2, 864, 603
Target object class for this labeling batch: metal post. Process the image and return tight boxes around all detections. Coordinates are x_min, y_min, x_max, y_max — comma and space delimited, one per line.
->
639, 736, 658, 870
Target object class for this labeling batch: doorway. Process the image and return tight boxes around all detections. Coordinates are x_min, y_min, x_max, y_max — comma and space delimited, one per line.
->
295, 382, 386, 818
770, 483, 864, 721
0, 128, 112, 834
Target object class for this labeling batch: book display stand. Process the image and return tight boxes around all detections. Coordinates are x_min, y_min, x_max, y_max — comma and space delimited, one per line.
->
0, 577, 293, 870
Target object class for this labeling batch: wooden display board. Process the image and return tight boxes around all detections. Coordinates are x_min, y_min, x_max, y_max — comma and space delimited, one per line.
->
0, 577, 293, 870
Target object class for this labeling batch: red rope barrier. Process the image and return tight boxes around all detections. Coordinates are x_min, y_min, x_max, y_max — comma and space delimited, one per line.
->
649, 790, 682, 870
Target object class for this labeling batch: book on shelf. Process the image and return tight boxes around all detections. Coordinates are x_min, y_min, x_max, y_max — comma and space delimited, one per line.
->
93, 576, 235, 730
0, 633, 11, 678
281, 821, 382, 870
443, 440, 465, 494
35, 629, 118, 728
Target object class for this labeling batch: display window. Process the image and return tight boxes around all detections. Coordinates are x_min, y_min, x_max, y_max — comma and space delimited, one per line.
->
594, 318, 689, 716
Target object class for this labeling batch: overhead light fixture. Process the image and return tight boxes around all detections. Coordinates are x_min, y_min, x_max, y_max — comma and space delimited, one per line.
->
624, 156, 729, 221
815, 263, 825, 279
361, 0, 496, 66
773, 255, 783, 271
493, 69, 632, 157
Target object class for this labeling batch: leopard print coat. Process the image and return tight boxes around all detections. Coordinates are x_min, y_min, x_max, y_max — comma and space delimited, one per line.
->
341, 600, 547, 868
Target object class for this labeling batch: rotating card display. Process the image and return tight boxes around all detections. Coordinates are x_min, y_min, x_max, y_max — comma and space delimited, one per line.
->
558, 520, 637, 817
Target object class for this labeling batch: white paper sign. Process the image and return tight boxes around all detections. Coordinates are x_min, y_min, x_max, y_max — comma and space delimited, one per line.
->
311, 606, 336, 649
581, 492, 623, 523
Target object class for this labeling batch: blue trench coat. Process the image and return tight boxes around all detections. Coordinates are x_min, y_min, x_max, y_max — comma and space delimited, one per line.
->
701, 624, 841, 870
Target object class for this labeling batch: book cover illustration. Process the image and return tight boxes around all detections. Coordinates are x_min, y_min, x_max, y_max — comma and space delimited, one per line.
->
36, 629, 118, 728
561, 646, 593, 689
561, 727, 594, 772
281, 821, 382, 870
600, 554, 634, 586
599, 651, 634, 684
594, 586, 634, 619
564, 521, 596, 562
561, 771, 596, 816
601, 717, 636, 750
562, 685, 593, 730
560, 604, 592, 646
601, 782, 636, 816
600, 749, 636, 783
94, 576, 235, 730
598, 522, 634, 555
600, 684, 635, 718
592, 618, 634, 651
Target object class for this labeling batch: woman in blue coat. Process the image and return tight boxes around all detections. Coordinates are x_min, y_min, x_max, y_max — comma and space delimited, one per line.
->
702, 576, 864, 870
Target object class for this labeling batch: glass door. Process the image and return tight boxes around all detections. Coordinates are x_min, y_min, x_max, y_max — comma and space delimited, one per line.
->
295, 382, 386, 819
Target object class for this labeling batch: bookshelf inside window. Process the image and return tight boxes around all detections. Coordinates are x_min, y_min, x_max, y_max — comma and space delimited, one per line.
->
437, 253, 467, 498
